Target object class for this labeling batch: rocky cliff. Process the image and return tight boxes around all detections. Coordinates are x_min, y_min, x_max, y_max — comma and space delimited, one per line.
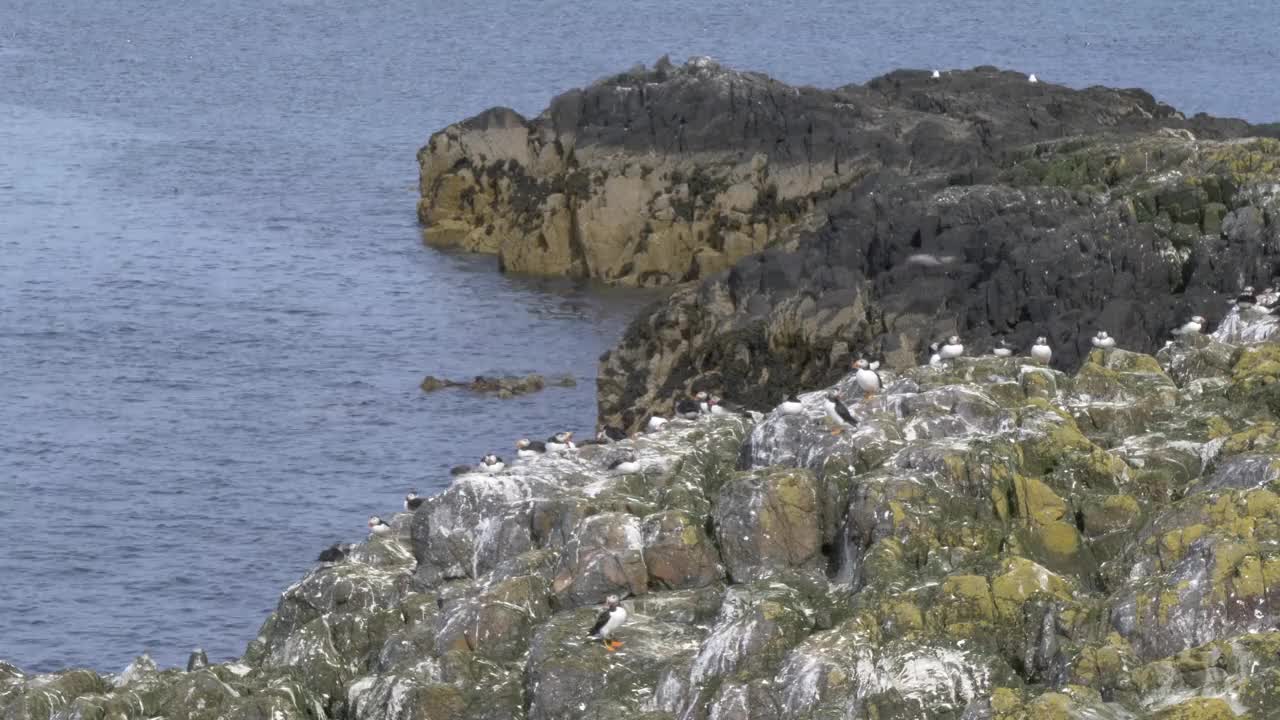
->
586, 64, 1280, 431
420, 58, 1268, 287
7, 307, 1280, 720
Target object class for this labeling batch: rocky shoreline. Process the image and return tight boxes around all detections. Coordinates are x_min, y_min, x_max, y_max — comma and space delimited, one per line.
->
5, 305, 1280, 719
7, 64, 1280, 720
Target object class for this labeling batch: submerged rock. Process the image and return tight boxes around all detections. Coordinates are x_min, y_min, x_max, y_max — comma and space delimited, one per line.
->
420, 373, 568, 397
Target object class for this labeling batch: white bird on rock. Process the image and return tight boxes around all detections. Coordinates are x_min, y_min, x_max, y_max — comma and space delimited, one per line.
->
367, 515, 392, 536
778, 393, 804, 415
479, 454, 505, 473
587, 595, 628, 651
606, 451, 640, 474
1030, 336, 1052, 365
546, 432, 575, 453
853, 358, 883, 400
1092, 331, 1116, 349
823, 392, 859, 436
1174, 315, 1205, 337
940, 336, 965, 361
929, 342, 943, 368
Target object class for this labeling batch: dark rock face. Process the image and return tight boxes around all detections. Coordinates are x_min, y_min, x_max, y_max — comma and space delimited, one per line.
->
593, 65, 1280, 431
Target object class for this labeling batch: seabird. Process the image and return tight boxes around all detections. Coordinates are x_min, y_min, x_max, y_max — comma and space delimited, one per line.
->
647, 415, 669, 432
1028, 73, 1039, 83
1092, 331, 1116, 349
993, 338, 1013, 357
675, 395, 702, 420
546, 432, 575, 453
186, 649, 209, 672
480, 454, 506, 473
1236, 286, 1257, 307
778, 393, 805, 415
709, 395, 752, 417
1174, 315, 1205, 336
317, 543, 348, 563
928, 342, 943, 367
853, 358, 883, 400
367, 515, 392, 536
516, 438, 547, 458
606, 451, 640, 474
823, 392, 858, 435
586, 595, 628, 651
1030, 336, 1052, 365
695, 391, 711, 414
940, 335, 965, 361
931, 69, 941, 80
404, 491, 425, 511
599, 426, 627, 443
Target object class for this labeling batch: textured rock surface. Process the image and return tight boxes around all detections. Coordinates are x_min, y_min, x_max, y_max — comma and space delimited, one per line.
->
581, 66, 1280, 431
8, 306, 1280, 720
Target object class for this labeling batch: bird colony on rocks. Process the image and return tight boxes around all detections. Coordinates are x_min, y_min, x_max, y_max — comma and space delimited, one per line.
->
7, 296, 1280, 719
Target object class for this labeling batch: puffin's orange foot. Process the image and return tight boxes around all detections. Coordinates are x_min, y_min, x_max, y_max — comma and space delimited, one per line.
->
608, 640, 624, 650
830, 428, 843, 436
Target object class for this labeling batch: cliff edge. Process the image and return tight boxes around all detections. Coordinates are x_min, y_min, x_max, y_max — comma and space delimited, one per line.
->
6, 307, 1280, 719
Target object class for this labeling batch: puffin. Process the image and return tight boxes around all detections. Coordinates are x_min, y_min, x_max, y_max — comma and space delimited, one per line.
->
1092, 331, 1116, 349
709, 395, 753, 417
599, 426, 627, 443
695, 391, 712, 414
1028, 73, 1039, 83
993, 339, 1013, 357
546, 432, 575, 453
404, 491, 425, 511
823, 392, 859, 435
587, 595, 628, 651
317, 543, 348, 563
931, 69, 941, 79
852, 358, 883, 400
480, 454, 506, 473
516, 438, 547, 458
367, 516, 393, 536
928, 342, 943, 368
1237, 286, 1257, 307
186, 649, 209, 673
675, 395, 703, 420
607, 451, 640, 474
647, 415, 669, 432
940, 336, 965, 361
778, 393, 805, 415
1030, 336, 1052, 365
1174, 315, 1206, 336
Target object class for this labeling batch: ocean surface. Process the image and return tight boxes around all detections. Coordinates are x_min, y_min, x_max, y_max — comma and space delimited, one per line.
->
1, 0, 1276, 674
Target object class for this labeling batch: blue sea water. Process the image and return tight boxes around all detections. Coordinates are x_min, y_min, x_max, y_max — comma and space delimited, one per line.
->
0, 0, 1276, 674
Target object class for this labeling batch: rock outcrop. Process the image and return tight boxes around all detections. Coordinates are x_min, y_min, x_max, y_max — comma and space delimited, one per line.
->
8, 305, 1280, 720
419, 373, 575, 398
416, 59, 1279, 430
596, 114, 1280, 431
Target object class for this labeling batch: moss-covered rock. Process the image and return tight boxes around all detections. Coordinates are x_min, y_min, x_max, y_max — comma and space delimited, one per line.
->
712, 467, 821, 582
